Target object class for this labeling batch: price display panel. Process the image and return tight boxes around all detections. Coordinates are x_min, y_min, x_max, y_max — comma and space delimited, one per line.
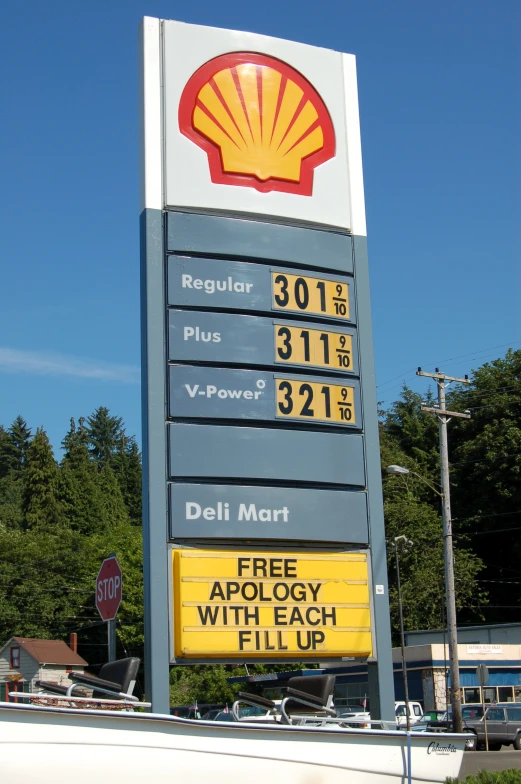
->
169, 366, 360, 429
169, 311, 359, 376
272, 272, 350, 320
276, 378, 356, 426
274, 324, 353, 372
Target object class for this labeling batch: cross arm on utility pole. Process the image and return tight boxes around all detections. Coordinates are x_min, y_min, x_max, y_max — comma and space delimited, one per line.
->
421, 406, 471, 419
417, 369, 471, 384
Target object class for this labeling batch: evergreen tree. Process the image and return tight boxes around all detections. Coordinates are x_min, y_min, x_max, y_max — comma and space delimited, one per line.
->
8, 416, 32, 478
0, 426, 16, 479
22, 428, 65, 530
86, 407, 124, 468
112, 435, 142, 525
98, 464, 130, 527
59, 418, 107, 534
0, 474, 23, 529
447, 349, 521, 623
380, 424, 488, 635
0, 419, 30, 528
384, 386, 439, 475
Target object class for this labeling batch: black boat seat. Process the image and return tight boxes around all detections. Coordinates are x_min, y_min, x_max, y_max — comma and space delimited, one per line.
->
236, 692, 276, 710
282, 674, 336, 716
233, 674, 336, 724
37, 657, 140, 700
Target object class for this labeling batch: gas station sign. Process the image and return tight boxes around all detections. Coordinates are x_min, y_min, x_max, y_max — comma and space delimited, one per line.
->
172, 549, 372, 659
140, 16, 394, 715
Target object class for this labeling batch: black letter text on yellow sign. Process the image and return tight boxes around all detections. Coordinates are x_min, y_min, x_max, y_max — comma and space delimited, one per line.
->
171, 549, 372, 659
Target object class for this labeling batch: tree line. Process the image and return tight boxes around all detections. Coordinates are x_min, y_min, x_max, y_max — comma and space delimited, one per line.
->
0, 349, 518, 704
381, 349, 521, 638
0, 408, 144, 670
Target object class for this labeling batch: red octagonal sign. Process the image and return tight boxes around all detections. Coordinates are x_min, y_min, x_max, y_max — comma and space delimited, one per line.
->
96, 556, 122, 621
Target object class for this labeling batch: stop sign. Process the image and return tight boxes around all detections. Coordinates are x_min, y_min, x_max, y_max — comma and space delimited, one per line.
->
96, 556, 122, 621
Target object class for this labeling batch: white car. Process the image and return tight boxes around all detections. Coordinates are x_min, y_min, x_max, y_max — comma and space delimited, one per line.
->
337, 705, 371, 728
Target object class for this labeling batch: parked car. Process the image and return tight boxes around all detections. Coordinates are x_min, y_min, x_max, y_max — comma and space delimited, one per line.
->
409, 709, 477, 750
213, 710, 236, 722
411, 710, 450, 731
201, 708, 223, 721
337, 704, 371, 728
395, 701, 423, 727
414, 706, 484, 731
411, 704, 519, 751
462, 704, 521, 751
210, 706, 273, 722
170, 705, 201, 719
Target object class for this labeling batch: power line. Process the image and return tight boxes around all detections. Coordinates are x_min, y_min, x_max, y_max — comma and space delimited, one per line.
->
0, 584, 92, 592
467, 398, 521, 412
482, 563, 521, 577
377, 341, 521, 392
427, 386, 520, 408
450, 452, 521, 467
379, 380, 521, 409
460, 605, 521, 609
467, 526, 521, 536
453, 510, 521, 523
449, 384, 521, 401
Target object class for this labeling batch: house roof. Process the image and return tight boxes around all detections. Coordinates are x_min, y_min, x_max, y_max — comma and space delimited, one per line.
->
10, 637, 88, 666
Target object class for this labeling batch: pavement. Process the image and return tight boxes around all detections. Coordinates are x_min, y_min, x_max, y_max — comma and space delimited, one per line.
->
459, 747, 521, 777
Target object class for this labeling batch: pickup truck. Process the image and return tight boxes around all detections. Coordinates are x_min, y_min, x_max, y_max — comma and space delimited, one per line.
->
395, 701, 424, 727
463, 704, 521, 751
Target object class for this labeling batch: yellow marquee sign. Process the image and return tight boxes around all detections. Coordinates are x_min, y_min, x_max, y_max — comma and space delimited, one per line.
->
171, 549, 372, 659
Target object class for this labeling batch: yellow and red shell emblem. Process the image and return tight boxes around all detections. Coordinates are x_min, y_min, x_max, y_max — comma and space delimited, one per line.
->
178, 52, 335, 196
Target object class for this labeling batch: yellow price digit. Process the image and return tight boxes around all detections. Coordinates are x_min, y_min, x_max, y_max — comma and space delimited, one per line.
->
275, 325, 353, 371
276, 379, 356, 425
272, 272, 350, 320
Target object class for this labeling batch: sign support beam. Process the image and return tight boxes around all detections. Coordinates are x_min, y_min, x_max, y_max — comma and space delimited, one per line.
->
140, 16, 170, 714
352, 236, 395, 721
140, 207, 170, 713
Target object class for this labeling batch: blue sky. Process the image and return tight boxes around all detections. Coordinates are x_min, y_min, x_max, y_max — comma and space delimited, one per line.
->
1, 0, 519, 452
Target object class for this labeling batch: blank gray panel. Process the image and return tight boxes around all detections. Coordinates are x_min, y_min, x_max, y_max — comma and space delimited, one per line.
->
169, 483, 369, 544
168, 423, 366, 486
167, 211, 353, 274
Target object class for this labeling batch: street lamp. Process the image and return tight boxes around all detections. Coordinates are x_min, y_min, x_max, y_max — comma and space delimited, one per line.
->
392, 534, 413, 732
386, 465, 443, 497
386, 464, 462, 733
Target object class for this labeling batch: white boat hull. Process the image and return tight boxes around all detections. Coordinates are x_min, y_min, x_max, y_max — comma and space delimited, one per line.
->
0, 703, 465, 783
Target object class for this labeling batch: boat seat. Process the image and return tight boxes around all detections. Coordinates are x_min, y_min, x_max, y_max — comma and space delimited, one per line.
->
236, 692, 276, 710
280, 675, 336, 723
37, 657, 140, 701
35, 681, 89, 697
232, 674, 336, 724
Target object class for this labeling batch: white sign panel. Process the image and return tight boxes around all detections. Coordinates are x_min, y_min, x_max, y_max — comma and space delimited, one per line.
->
161, 21, 362, 231
466, 645, 503, 655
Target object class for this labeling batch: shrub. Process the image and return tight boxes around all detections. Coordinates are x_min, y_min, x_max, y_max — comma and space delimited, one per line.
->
446, 770, 521, 784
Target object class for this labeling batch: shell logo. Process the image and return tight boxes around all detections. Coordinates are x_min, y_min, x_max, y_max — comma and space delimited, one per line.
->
178, 52, 335, 196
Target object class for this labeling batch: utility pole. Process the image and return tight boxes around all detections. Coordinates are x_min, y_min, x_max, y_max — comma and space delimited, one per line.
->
417, 368, 470, 734
393, 535, 413, 732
